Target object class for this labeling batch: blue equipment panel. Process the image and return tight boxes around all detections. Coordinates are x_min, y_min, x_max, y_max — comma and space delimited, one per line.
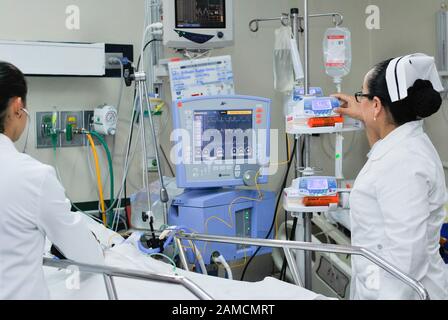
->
168, 189, 275, 263
298, 176, 338, 197
304, 97, 340, 117
171, 95, 271, 189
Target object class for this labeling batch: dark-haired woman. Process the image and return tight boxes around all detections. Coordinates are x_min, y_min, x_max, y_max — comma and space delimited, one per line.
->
0, 61, 104, 300
334, 53, 448, 300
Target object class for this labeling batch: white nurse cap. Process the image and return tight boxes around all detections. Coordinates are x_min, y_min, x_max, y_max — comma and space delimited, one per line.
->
385, 53, 444, 103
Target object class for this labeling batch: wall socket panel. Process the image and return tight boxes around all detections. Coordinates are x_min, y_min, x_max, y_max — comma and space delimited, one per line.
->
60, 111, 84, 148
105, 52, 124, 70
36, 110, 105, 149
36, 111, 61, 149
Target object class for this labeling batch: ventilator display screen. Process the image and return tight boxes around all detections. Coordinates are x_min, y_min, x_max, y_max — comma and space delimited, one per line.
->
307, 179, 329, 190
176, 0, 226, 29
193, 110, 253, 161
311, 99, 333, 111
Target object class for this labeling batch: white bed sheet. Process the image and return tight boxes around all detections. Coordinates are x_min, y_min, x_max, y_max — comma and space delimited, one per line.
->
43, 215, 329, 300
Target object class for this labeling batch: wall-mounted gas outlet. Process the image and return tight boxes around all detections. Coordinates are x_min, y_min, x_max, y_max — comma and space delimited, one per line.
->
36, 111, 61, 149
83, 110, 101, 146
36, 110, 108, 149
84, 110, 94, 132
61, 111, 84, 147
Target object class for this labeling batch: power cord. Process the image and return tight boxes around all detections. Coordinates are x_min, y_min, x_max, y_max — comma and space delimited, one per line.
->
280, 217, 298, 281
240, 136, 297, 281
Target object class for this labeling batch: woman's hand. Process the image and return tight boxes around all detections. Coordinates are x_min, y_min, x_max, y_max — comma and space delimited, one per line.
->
332, 93, 364, 121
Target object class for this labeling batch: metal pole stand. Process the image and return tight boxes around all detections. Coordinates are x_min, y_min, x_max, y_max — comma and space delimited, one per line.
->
133, 71, 169, 230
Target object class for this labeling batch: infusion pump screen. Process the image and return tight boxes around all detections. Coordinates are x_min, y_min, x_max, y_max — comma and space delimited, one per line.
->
311, 99, 333, 111
193, 110, 253, 161
307, 179, 329, 191
175, 0, 226, 29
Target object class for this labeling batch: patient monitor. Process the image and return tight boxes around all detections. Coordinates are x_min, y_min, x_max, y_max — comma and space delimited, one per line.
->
163, 0, 234, 49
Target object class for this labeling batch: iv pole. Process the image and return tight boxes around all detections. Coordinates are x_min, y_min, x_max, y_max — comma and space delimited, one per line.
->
249, 2, 344, 290
302, 0, 313, 290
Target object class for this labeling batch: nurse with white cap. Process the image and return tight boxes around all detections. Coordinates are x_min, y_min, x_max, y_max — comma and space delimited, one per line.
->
333, 53, 448, 300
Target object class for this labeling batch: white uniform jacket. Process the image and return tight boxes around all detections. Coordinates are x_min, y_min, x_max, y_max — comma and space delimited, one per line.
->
350, 121, 448, 300
0, 134, 104, 300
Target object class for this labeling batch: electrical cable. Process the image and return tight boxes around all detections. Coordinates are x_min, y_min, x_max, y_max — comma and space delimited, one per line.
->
240, 136, 297, 281
136, 39, 162, 72
213, 254, 233, 280
106, 94, 141, 229
280, 217, 298, 281
116, 59, 125, 114
111, 58, 126, 157
149, 253, 177, 273
111, 117, 143, 231
284, 136, 291, 242
188, 240, 208, 275
279, 137, 305, 281
201, 136, 294, 270
159, 144, 175, 177
183, 49, 212, 60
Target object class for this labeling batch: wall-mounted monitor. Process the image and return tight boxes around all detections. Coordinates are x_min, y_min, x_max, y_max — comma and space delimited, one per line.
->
163, 0, 234, 49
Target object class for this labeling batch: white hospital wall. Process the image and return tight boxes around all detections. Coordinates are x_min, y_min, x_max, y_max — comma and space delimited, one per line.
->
0, 0, 293, 202
0, 0, 146, 202
366, 0, 448, 178
291, 0, 448, 184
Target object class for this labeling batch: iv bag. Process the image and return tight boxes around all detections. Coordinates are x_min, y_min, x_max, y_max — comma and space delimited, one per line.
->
323, 27, 352, 84
274, 26, 295, 93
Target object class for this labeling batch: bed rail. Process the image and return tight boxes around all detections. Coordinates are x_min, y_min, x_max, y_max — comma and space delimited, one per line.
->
43, 257, 214, 300
174, 233, 430, 300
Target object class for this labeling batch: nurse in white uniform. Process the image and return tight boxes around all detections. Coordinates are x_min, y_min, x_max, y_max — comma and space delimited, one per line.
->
334, 54, 448, 300
0, 62, 104, 300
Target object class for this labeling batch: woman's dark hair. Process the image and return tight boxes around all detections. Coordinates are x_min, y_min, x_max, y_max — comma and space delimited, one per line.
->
0, 61, 27, 133
366, 58, 442, 126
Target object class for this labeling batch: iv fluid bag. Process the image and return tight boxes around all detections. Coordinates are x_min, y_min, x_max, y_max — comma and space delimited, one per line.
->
323, 27, 352, 81
274, 26, 295, 93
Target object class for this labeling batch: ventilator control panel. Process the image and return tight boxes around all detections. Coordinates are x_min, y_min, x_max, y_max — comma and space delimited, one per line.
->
172, 95, 271, 189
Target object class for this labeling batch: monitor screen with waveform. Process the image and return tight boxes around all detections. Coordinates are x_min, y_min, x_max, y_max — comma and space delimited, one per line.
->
175, 0, 226, 29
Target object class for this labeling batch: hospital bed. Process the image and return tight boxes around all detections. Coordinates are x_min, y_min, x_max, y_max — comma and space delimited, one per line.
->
42, 216, 429, 300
